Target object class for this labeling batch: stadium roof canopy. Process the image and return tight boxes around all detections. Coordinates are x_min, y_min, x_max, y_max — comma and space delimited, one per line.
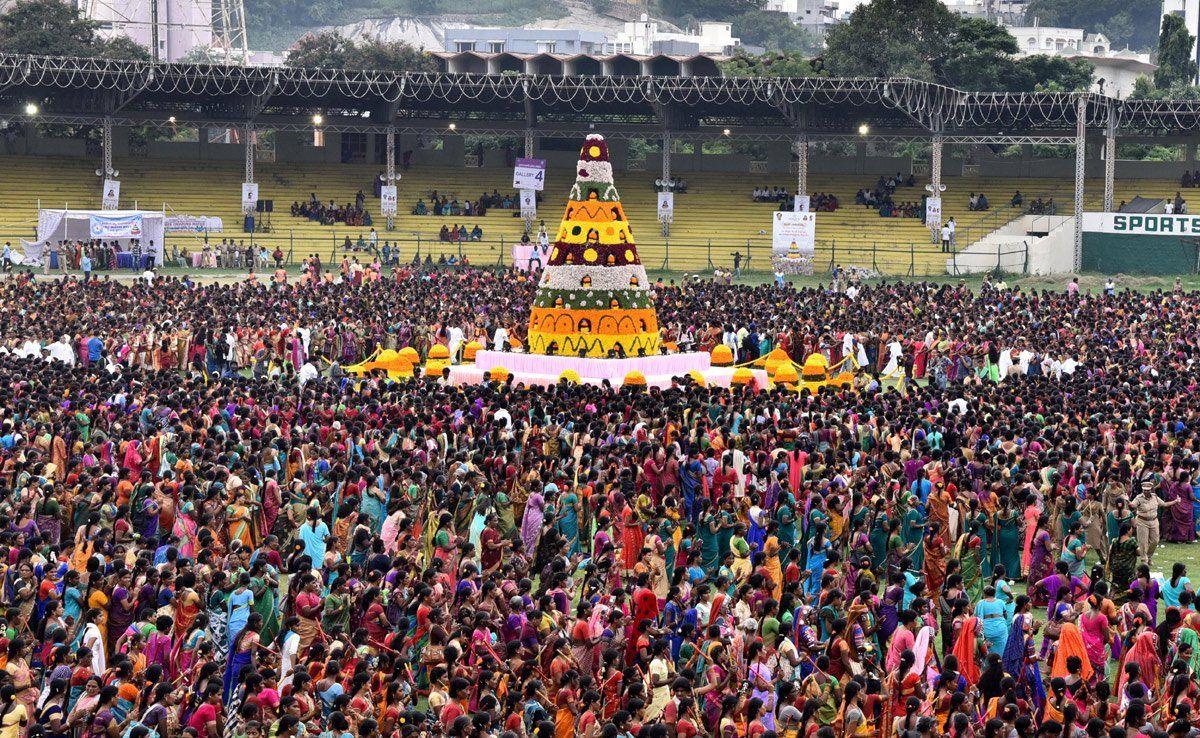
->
2, 54, 1200, 142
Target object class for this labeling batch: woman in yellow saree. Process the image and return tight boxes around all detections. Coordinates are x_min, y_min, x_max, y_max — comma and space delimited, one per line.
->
226, 491, 256, 550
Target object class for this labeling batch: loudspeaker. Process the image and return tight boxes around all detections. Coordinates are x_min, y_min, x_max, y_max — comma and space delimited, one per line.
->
264, 200, 274, 213
255, 201, 265, 213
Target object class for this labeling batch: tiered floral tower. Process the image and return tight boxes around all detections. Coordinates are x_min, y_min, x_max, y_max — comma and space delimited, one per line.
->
526, 135, 661, 358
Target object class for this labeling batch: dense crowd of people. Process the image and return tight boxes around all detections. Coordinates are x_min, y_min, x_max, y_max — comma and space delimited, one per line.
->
0, 267, 1195, 738
292, 194, 373, 228
413, 190, 532, 218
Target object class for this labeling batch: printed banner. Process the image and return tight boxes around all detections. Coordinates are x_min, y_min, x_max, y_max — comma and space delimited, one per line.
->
102, 180, 120, 210
925, 196, 942, 228
380, 185, 398, 216
793, 195, 810, 213
657, 192, 674, 223
241, 182, 259, 212
772, 210, 816, 255
513, 158, 546, 191
519, 189, 537, 220
1082, 212, 1200, 235
165, 215, 223, 233
89, 213, 144, 240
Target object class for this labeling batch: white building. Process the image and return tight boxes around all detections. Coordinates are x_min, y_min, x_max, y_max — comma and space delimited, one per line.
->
82, 0, 213, 61
1162, 0, 1200, 84
1005, 21, 1156, 98
946, 0, 1028, 24
791, 0, 840, 38
1007, 24, 1109, 55
609, 17, 740, 55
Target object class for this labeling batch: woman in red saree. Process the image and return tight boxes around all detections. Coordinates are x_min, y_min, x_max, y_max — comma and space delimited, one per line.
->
951, 615, 981, 687
620, 496, 645, 572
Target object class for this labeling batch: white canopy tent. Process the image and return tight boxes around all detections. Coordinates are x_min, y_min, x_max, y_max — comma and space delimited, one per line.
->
21, 209, 165, 267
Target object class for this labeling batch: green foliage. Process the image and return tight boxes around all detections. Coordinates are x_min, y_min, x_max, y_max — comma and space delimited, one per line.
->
1116, 143, 1182, 161
1129, 77, 1200, 100
95, 36, 153, 61
1014, 55, 1094, 92
1024, 0, 1161, 51
1155, 14, 1198, 89
659, 0, 763, 21
720, 51, 820, 77
823, 0, 1092, 92
627, 137, 660, 162
285, 31, 436, 72
465, 134, 519, 151
729, 10, 816, 53
822, 0, 956, 79
0, 0, 148, 59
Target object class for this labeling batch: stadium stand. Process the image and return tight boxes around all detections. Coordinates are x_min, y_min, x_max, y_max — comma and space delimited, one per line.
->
0, 155, 1188, 275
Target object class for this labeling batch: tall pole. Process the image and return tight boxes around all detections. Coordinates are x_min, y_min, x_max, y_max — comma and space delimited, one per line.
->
661, 130, 671, 185
1103, 108, 1116, 213
794, 132, 808, 198
385, 125, 396, 231
660, 130, 672, 237
522, 128, 535, 234
926, 130, 944, 242
101, 116, 116, 210
243, 122, 255, 186
102, 116, 114, 178
1074, 96, 1086, 272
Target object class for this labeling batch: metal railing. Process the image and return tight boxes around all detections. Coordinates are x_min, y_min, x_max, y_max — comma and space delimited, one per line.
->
0, 228, 988, 278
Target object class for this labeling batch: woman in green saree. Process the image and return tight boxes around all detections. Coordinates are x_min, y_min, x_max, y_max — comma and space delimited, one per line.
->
901, 496, 925, 570
248, 558, 280, 643
994, 496, 1023, 581
868, 499, 890, 572
955, 526, 984, 601
1107, 520, 1139, 598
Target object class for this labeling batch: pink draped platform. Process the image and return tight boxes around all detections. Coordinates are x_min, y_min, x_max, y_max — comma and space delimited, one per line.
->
447, 351, 768, 389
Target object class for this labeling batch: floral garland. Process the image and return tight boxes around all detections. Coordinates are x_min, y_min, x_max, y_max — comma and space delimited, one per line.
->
529, 307, 658, 335
548, 242, 641, 267
539, 264, 650, 291
532, 289, 653, 310
528, 330, 662, 357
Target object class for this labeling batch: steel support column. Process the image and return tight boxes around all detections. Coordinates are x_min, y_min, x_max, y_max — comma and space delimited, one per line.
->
1103, 112, 1116, 213
927, 131, 944, 242
794, 133, 808, 198
385, 125, 396, 230
524, 128, 534, 158
243, 124, 255, 184
101, 116, 114, 179
1074, 96, 1086, 272
661, 130, 671, 183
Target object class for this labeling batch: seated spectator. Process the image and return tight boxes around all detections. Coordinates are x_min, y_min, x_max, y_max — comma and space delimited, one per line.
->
414, 199, 427, 215
439, 225, 450, 242
675, 178, 688, 193
470, 224, 483, 241
968, 192, 979, 211
1184, 171, 1194, 188
1011, 190, 1023, 208
977, 192, 989, 210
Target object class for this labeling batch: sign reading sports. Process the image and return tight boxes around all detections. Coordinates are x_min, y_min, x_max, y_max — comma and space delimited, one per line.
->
1084, 213, 1200, 235
1081, 212, 1200, 274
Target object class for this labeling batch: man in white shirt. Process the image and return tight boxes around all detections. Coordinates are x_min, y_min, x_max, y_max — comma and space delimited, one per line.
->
492, 325, 509, 351
940, 223, 951, 252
